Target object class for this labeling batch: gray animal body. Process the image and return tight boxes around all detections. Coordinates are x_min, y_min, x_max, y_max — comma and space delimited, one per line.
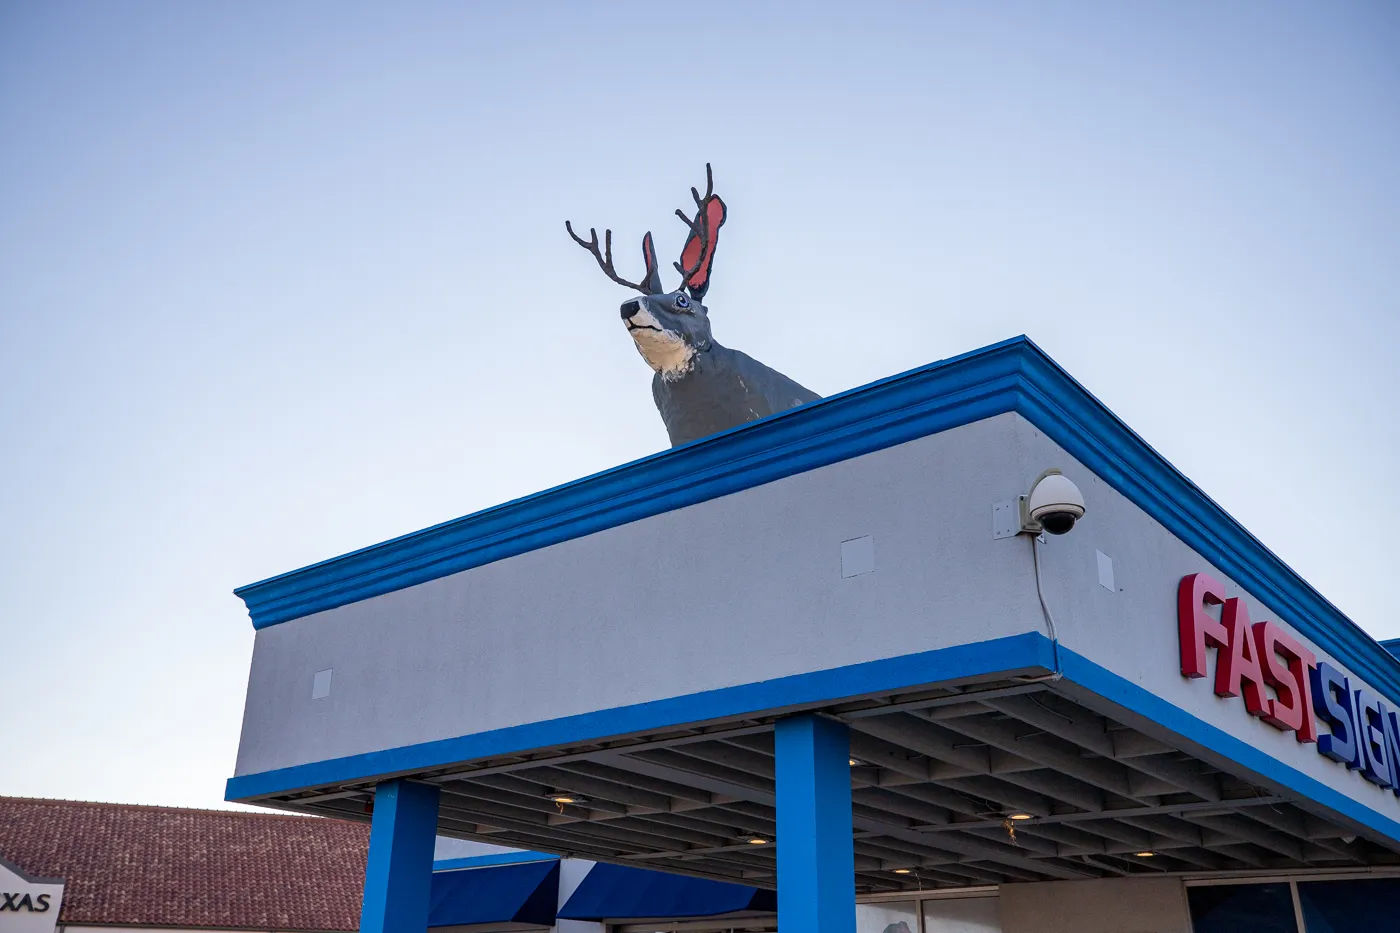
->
620, 292, 821, 446
568, 165, 821, 447
653, 345, 820, 446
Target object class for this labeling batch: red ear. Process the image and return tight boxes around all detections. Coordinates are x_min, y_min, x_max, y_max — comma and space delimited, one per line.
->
679, 195, 726, 298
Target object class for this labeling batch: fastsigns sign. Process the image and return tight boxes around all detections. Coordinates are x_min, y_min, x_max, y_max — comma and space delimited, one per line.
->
1179, 572, 1400, 795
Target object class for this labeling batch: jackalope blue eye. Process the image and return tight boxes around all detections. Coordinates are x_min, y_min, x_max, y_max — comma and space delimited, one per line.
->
675, 294, 689, 309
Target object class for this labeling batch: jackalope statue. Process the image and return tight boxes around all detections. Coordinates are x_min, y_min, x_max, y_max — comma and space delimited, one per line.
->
567, 165, 820, 447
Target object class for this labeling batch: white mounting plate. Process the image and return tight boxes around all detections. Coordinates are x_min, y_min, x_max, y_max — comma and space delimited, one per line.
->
992, 498, 1021, 539
992, 497, 1043, 541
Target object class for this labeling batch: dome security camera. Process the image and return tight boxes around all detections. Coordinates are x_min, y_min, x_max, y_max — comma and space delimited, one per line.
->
1021, 469, 1086, 536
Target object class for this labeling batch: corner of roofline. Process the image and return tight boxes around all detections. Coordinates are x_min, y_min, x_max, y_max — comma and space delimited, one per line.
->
954, 333, 1049, 371
232, 582, 273, 629
992, 333, 1049, 361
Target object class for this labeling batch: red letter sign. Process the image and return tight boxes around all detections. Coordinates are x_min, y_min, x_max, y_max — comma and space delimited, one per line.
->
1216, 598, 1267, 715
1252, 621, 1319, 743
1253, 621, 1304, 731
1178, 573, 1320, 744
1178, 573, 1227, 678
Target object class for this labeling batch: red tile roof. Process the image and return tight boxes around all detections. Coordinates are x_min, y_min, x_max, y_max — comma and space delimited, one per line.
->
0, 797, 370, 931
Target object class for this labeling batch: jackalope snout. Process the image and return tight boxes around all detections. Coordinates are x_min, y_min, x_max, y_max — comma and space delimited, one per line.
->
567, 165, 820, 447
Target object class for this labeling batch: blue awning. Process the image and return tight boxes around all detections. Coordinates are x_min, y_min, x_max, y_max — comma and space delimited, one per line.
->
558, 863, 775, 921
429, 859, 560, 928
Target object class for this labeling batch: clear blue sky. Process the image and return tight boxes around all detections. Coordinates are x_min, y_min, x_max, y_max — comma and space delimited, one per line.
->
1, 2, 1396, 808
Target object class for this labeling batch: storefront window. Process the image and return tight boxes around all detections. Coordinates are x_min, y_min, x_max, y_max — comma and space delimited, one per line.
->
856, 900, 918, 933
1187, 883, 1298, 933
922, 896, 1001, 933
1297, 878, 1400, 932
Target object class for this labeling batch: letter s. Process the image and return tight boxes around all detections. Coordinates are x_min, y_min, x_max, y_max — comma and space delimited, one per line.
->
1311, 662, 1359, 767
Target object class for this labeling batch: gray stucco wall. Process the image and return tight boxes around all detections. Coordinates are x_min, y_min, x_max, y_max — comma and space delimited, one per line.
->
1010, 424, 1400, 832
232, 410, 1400, 838
234, 413, 1049, 777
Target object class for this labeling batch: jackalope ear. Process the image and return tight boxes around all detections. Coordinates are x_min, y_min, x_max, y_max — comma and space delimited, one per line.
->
640, 232, 665, 295
678, 196, 726, 301
674, 164, 728, 301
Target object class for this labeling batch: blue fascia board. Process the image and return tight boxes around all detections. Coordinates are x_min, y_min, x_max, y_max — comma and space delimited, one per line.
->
223, 632, 1400, 847
1056, 646, 1400, 846
434, 852, 559, 872
231, 335, 1400, 736
225, 633, 1056, 801
1381, 638, 1400, 661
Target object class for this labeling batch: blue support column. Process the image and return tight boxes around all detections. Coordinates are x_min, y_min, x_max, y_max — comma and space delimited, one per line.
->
360, 780, 441, 933
775, 714, 856, 933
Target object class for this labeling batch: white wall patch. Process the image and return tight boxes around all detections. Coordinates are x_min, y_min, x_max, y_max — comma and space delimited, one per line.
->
841, 535, 875, 578
312, 668, 333, 700
1096, 550, 1115, 592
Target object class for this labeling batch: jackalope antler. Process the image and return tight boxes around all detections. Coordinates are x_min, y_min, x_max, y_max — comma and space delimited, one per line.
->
563, 164, 819, 447
564, 221, 653, 294
672, 163, 715, 281
673, 164, 726, 301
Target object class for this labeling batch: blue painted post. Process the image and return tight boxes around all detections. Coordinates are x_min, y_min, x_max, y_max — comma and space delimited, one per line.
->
775, 714, 856, 933
359, 780, 441, 933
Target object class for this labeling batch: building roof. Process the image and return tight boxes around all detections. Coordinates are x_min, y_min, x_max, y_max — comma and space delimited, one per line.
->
0, 797, 368, 931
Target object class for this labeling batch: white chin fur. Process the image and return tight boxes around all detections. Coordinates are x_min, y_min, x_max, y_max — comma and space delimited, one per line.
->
627, 307, 695, 378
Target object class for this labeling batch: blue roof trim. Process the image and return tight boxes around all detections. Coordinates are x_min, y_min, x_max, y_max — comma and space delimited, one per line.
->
558, 862, 775, 920
428, 859, 559, 928
1381, 638, 1400, 661
235, 335, 1026, 629
1057, 646, 1400, 846
434, 851, 558, 871
232, 336, 1400, 723
225, 632, 1055, 800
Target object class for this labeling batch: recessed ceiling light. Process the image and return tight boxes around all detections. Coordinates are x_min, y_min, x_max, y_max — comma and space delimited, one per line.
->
849, 758, 861, 766
1008, 813, 1034, 821
545, 792, 587, 805
893, 868, 912, 875
746, 836, 769, 845
1134, 851, 1155, 858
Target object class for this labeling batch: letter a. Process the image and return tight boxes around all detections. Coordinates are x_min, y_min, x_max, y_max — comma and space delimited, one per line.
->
1216, 598, 1267, 714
